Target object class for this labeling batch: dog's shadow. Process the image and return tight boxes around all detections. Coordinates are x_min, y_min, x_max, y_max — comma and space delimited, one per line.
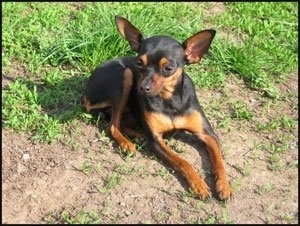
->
3, 74, 219, 200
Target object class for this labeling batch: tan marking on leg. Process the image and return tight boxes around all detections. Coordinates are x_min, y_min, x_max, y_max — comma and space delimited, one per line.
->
109, 68, 136, 153
144, 110, 231, 200
176, 110, 231, 200
143, 110, 211, 199
82, 95, 111, 112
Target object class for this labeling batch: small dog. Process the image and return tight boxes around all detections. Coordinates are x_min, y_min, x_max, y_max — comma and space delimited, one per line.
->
82, 16, 231, 200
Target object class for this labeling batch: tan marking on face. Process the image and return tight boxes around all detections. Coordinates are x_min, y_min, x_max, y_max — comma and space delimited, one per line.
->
140, 68, 183, 99
140, 54, 148, 66
150, 73, 165, 95
159, 57, 169, 69
159, 68, 183, 99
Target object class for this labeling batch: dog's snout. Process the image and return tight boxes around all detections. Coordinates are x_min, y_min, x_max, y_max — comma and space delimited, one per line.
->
140, 77, 153, 94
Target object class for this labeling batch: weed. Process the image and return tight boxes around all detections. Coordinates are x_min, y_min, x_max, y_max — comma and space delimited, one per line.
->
220, 210, 236, 224
280, 212, 298, 223
232, 101, 253, 120
218, 117, 232, 130
3, 3, 297, 144
254, 135, 291, 171
255, 114, 296, 133
232, 163, 252, 177
209, 2, 297, 97
202, 215, 217, 224
180, 188, 199, 202
155, 168, 170, 179
44, 209, 101, 224
230, 179, 242, 192
114, 164, 136, 175
81, 161, 92, 174
100, 173, 124, 194
2, 2, 297, 145
255, 182, 275, 195
166, 138, 186, 153
2, 3, 298, 224
60, 210, 101, 224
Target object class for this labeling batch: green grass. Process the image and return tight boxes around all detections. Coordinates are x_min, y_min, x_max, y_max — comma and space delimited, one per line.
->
45, 209, 101, 224
208, 2, 298, 98
2, 2, 298, 145
231, 100, 253, 120
99, 173, 124, 194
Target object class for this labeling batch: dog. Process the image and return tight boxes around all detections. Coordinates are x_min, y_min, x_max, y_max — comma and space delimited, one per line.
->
82, 16, 232, 200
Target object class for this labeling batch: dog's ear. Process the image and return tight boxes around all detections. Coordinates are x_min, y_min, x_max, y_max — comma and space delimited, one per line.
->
182, 29, 216, 64
115, 16, 143, 52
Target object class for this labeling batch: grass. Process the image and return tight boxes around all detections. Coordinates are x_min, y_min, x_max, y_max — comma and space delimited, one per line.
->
2, 2, 298, 224
99, 173, 124, 194
208, 2, 298, 98
45, 210, 101, 224
2, 2, 297, 144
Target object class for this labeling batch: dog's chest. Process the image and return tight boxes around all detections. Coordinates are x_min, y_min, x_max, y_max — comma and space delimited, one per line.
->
142, 93, 192, 117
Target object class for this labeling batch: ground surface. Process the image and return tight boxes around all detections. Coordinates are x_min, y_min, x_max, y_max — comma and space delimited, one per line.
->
2, 2, 298, 224
2, 72, 298, 224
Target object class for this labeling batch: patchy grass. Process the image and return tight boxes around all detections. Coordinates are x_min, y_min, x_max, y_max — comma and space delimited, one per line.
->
2, 2, 297, 144
2, 2, 298, 224
45, 210, 101, 224
207, 2, 298, 98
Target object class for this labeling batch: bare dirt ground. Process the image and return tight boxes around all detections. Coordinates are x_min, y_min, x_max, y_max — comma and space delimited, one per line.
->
2, 3, 298, 224
2, 71, 298, 224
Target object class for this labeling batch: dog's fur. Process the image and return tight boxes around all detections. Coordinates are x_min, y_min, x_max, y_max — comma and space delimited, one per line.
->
82, 16, 231, 200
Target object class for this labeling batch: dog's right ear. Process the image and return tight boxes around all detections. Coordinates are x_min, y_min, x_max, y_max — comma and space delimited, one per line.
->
115, 16, 143, 52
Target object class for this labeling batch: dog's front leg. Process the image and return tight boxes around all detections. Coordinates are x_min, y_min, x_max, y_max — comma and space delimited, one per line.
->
148, 132, 211, 200
196, 132, 232, 200
172, 109, 232, 200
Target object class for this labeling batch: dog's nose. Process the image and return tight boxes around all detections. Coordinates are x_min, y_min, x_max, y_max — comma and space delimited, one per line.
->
140, 85, 151, 94
140, 81, 152, 94
144, 85, 151, 93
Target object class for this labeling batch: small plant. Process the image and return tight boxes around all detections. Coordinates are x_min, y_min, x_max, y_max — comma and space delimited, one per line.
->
114, 164, 136, 175
99, 173, 124, 194
232, 101, 253, 120
155, 167, 170, 179
2, 2, 298, 224
44, 210, 101, 224
255, 114, 296, 132
255, 182, 275, 195
202, 215, 217, 224
81, 161, 92, 174
60, 210, 101, 224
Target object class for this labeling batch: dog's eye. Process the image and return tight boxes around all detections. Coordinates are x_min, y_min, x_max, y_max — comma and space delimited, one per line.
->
162, 65, 174, 76
164, 66, 173, 72
136, 60, 143, 68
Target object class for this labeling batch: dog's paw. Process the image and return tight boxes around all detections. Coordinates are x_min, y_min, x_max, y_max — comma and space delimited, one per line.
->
120, 141, 136, 153
215, 179, 232, 200
190, 178, 211, 200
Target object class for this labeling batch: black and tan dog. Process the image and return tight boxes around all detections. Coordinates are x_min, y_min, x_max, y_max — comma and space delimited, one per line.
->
82, 16, 231, 200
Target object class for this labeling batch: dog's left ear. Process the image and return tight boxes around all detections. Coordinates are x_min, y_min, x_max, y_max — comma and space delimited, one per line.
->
182, 29, 216, 64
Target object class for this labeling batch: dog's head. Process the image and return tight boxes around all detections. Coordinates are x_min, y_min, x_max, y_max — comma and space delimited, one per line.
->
115, 16, 216, 99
